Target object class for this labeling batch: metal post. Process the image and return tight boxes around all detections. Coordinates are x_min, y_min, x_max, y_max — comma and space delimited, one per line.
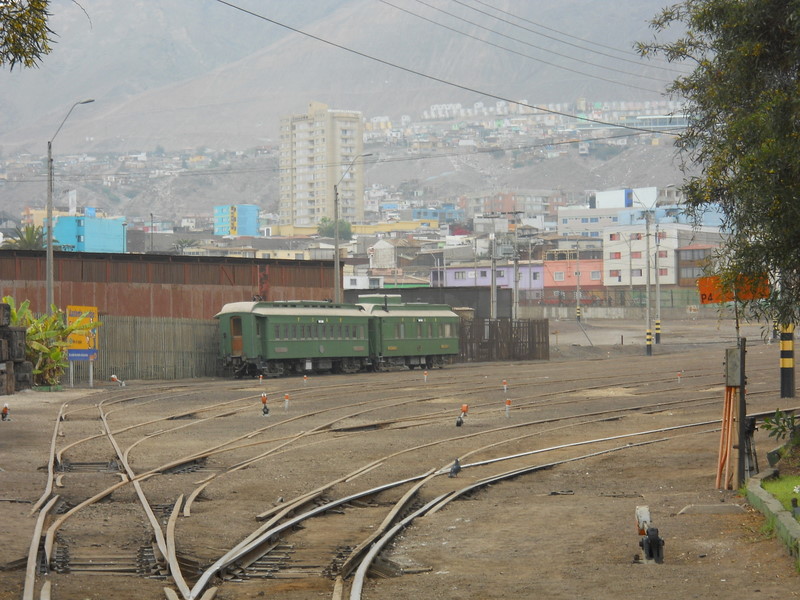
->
333, 153, 371, 304
46, 140, 54, 311
490, 233, 497, 319
333, 183, 340, 303
575, 240, 581, 322
654, 222, 661, 343
45, 99, 94, 314
644, 210, 652, 355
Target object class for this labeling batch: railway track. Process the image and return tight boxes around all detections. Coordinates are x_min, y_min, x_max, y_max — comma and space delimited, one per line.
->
9, 342, 793, 599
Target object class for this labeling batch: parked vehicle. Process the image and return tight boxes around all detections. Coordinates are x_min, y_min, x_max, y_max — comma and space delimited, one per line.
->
216, 295, 460, 377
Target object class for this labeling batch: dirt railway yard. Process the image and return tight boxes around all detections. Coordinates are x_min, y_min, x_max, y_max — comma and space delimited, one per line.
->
1, 317, 799, 600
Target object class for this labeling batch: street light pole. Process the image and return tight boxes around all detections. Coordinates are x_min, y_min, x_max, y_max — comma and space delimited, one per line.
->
333, 153, 371, 304
654, 222, 661, 343
644, 210, 652, 355
46, 98, 94, 314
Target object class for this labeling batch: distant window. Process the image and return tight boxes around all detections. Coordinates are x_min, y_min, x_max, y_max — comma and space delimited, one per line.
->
480, 270, 488, 277
531, 272, 540, 280
610, 252, 621, 260
591, 271, 601, 280
631, 251, 642, 259
349, 278, 358, 285
609, 269, 621, 278
496, 270, 505, 278
632, 268, 643, 277
590, 217, 599, 223
609, 233, 619, 241
658, 250, 668, 258
554, 271, 565, 281
454, 272, 466, 280
658, 268, 668, 276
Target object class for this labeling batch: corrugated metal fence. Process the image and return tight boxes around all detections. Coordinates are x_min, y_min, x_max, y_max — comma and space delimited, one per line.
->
66, 316, 549, 384
69, 316, 220, 383
459, 318, 550, 363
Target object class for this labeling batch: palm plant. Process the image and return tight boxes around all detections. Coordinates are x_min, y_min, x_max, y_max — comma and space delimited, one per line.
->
2, 225, 46, 250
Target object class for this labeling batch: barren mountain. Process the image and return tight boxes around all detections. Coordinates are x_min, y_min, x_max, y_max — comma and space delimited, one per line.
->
0, 0, 681, 154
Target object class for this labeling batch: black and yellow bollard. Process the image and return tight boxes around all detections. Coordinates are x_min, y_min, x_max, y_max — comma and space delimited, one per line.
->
576, 306, 582, 322
646, 329, 653, 356
780, 324, 795, 398
654, 319, 661, 344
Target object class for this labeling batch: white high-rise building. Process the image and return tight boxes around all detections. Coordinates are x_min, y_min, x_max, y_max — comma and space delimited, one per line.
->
279, 101, 365, 229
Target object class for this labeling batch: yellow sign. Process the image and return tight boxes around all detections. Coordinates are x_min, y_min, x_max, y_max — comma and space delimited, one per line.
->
67, 305, 98, 360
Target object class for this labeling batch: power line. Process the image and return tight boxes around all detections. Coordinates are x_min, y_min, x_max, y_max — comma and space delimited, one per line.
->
392, 0, 672, 86
212, 0, 679, 137
459, 0, 688, 71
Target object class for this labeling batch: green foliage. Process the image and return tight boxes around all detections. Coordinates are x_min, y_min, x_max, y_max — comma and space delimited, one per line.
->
2, 225, 46, 250
3, 296, 101, 386
638, 0, 800, 325
317, 217, 352, 241
0, 0, 53, 70
762, 409, 799, 442
761, 475, 800, 514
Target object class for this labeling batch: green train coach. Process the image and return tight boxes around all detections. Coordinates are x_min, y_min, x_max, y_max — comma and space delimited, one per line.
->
215, 295, 460, 378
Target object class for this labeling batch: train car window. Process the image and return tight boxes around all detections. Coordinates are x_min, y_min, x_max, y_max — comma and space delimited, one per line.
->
256, 321, 261, 337
290, 324, 297, 339
231, 317, 242, 337
335, 324, 341, 339
428, 323, 433, 337
304, 324, 311, 339
343, 324, 350, 339
358, 325, 364, 339
282, 325, 289, 340
274, 325, 281, 340
399, 323, 405, 339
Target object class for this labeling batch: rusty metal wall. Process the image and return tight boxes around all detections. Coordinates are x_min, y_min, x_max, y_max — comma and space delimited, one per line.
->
0, 251, 334, 318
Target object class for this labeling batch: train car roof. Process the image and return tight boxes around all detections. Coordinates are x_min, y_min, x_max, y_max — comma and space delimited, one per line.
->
357, 303, 459, 318
215, 301, 367, 319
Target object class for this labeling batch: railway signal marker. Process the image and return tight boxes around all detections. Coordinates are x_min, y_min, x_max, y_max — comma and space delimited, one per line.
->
456, 404, 468, 426
424, 370, 428, 383
503, 379, 508, 393
284, 393, 289, 412
505, 398, 511, 418
261, 393, 269, 416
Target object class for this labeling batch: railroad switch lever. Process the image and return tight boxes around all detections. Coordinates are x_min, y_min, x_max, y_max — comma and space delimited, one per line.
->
110, 374, 126, 387
635, 506, 664, 564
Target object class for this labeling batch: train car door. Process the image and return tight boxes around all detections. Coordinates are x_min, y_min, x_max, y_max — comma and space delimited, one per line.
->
231, 316, 243, 357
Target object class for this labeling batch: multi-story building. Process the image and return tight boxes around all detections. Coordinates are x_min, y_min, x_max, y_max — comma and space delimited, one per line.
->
52, 214, 127, 253
603, 223, 725, 304
279, 101, 365, 231
213, 204, 259, 237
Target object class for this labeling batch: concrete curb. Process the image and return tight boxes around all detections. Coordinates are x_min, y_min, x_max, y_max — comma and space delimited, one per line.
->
746, 468, 800, 567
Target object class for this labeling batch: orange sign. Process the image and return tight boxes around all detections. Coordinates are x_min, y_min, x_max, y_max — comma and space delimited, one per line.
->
697, 275, 770, 304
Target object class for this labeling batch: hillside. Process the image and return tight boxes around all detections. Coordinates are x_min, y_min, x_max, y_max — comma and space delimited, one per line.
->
0, 0, 682, 153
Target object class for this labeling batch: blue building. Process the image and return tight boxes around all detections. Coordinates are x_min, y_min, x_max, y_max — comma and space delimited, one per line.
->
52, 214, 127, 253
214, 204, 260, 237
411, 204, 465, 224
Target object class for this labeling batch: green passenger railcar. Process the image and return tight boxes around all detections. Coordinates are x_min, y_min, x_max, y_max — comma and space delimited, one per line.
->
216, 301, 371, 377
357, 295, 460, 370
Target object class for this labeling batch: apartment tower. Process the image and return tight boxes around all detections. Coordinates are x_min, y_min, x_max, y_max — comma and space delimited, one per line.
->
279, 101, 365, 230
